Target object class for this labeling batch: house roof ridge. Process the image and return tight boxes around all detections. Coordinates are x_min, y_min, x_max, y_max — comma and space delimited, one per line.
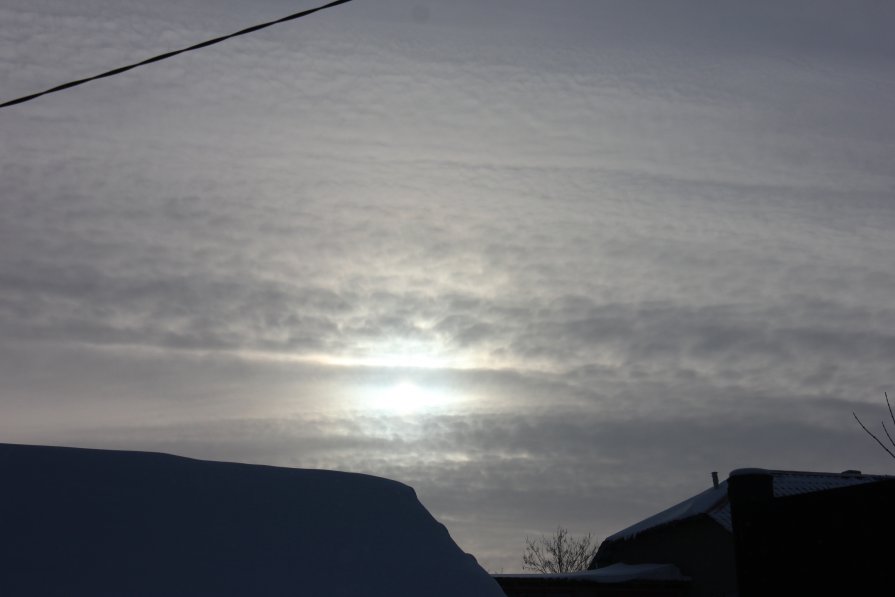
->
732, 467, 893, 479
605, 467, 893, 544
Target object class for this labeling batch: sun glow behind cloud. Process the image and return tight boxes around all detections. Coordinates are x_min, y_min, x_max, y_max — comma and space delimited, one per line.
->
365, 380, 458, 415
231, 344, 481, 415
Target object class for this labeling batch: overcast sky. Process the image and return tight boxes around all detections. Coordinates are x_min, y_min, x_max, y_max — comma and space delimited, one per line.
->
2, 0, 894, 571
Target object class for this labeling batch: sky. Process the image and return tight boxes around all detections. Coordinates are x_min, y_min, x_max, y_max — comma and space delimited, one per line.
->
1, 0, 894, 572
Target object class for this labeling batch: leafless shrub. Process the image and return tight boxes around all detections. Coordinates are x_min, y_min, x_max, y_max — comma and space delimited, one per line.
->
522, 526, 599, 574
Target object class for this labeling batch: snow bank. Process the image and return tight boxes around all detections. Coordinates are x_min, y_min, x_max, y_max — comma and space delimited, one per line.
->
496, 562, 688, 583
0, 443, 503, 597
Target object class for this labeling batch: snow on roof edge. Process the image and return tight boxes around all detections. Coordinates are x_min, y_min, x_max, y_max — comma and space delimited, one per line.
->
604, 482, 727, 543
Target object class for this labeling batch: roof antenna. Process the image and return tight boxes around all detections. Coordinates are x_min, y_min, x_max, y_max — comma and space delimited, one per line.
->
711, 471, 720, 489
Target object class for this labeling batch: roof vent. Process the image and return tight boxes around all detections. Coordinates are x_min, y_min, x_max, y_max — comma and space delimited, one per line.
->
841, 469, 862, 475
711, 471, 720, 488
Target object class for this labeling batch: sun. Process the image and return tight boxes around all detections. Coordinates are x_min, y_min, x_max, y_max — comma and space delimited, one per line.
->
369, 380, 452, 415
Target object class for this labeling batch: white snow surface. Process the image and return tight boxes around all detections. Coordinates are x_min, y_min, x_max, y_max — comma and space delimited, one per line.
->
0, 443, 504, 597
496, 562, 688, 583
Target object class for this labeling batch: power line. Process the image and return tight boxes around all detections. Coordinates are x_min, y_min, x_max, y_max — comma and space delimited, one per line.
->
0, 0, 355, 110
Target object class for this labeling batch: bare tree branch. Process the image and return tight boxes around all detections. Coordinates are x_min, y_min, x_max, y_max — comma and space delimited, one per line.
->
522, 526, 599, 574
886, 392, 895, 450
883, 421, 895, 452
853, 411, 895, 459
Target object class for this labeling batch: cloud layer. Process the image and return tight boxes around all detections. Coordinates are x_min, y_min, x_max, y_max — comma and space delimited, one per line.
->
1, 0, 894, 571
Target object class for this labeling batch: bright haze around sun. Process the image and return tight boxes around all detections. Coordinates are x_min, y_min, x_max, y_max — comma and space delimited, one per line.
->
1, 0, 894, 571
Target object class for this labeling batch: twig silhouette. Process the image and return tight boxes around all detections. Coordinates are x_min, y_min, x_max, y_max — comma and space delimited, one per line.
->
853, 393, 895, 459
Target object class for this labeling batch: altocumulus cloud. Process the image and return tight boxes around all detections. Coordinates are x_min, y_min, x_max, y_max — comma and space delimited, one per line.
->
1, 0, 894, 572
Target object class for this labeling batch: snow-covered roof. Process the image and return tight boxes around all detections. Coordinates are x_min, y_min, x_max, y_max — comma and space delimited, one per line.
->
605, 468, 890, 543
0, 443, 504, 597
495, 562, 689, 584
605, 483, 728, 542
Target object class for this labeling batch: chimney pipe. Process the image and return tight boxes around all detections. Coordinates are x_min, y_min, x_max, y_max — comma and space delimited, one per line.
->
711, 471, 720, 488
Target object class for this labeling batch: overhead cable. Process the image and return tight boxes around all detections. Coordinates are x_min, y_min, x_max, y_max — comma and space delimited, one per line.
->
0, 0, 354, 109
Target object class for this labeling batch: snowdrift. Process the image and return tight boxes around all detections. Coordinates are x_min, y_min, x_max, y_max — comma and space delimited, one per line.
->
0, 443, 503, 597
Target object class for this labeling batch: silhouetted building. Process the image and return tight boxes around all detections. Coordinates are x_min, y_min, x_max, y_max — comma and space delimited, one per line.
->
497, 468, 893, 597
728, 469, 895, 597
590, 469, 891, 597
